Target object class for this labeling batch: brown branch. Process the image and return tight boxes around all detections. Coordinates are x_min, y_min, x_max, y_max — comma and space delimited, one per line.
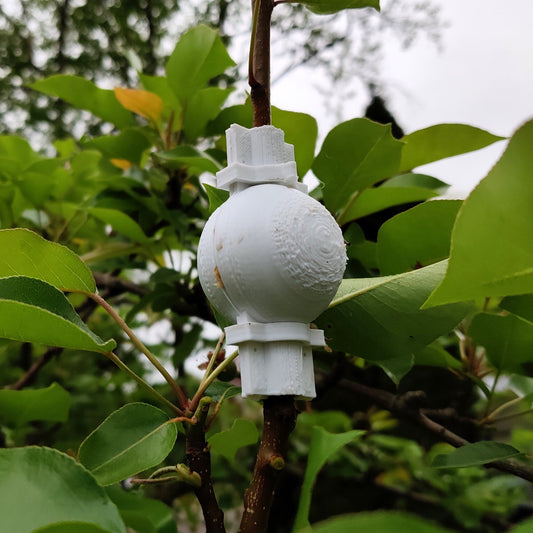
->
186, 398, 225, 533
93, 272, 149, 297
239, 396, 298, 533
249, 0, 274, 126
339, 379, 533, 484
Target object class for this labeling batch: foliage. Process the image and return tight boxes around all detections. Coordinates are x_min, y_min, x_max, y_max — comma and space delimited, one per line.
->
1, 2, 533, 533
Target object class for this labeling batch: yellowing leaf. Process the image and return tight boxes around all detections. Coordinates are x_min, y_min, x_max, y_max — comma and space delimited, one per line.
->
114, 87, 163, 123
110, 158, 132, 170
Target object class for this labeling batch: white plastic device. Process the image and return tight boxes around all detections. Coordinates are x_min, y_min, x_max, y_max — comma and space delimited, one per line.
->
198, 124, 346, 400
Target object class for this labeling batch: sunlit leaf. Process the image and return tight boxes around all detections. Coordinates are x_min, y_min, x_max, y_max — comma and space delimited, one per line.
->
79, 403, 177, 486
399, 124, 504, 172
114, 88, 163, 123
165, 25, 235, 104
424, 120, 533, 307
0, 447, 125, 533
31, 75, 132, 129
0, 229, 95, 292
0, 276, 115, 353
313, 118, 403, 214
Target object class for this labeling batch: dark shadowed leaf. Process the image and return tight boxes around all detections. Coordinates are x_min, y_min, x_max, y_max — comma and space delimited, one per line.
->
293, 427, 364, 531
432, 441, 521, 468
203, 184, 229, 213
501, 294, 533, 325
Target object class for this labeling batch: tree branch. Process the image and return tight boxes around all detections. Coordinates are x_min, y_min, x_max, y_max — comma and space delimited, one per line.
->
239, 396, 298, 533
338, 379, 533, 484
249, 0, 274, 126
186, 397, 226, 533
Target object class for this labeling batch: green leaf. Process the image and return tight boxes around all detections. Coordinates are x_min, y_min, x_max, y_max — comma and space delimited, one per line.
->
424, 120, 533, 307
203, 183, 229, 213
469, 312, 533, 375
172, 323, 203, 367
413, 343, 461, 369
86, 129, 152, 166
313, 118, 403, 214
208, 418, 258, 461
432, 441, 521, 468
296, 0, 380, 16
78, 403, 177, 486
0, 383, 71, 426
510, 517, 533, 533
384, 173, 449, 192
154, 145, 222, 174
316, 261, 472, 361
399, 124, 504, 172
501, 294, 533, 325
165, 25, 235, 104
87, 207, 149, 244
310, 511, 453, 533
184, 87, 233, 141
33, 524, 110, 533
377, 200, 462, 275
337, 185, 438, 225
0, 228, 95, 292
106, 486, 174, 533
31, 75, 132, 129
204, 381, 241, 402
0, 136, 42, 174
0, 447, 125, 533
378, 353, 414, 385
293, 427, 364, 531
0, 276, 115, 353
272, 107, 318, 176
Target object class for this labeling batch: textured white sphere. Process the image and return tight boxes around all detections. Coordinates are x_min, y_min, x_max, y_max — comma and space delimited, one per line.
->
198, 183, 346, 324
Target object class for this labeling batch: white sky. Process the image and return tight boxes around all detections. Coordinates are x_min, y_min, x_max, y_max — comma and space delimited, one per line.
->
273, 0, 533, 196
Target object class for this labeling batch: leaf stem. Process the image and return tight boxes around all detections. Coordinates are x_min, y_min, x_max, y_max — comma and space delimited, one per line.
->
103, 351, 182, 415
91, 292, 188, 409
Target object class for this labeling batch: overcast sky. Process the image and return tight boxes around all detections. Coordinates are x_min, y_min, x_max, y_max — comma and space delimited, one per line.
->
273, 0, 533, 196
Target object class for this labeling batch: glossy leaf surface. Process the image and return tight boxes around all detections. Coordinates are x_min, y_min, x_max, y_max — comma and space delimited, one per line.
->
0, 447, 125, 533
432, 441, 521, 468
0, 229, 95, 292
79, 403, 177, 486
317, 261, 471, 361
399, 124, 504, 172
424, 120, 533, 307
0, 383, 71, 426
377, 200, 462, 274
0, 276, 115, 353
293, 427, 364, 531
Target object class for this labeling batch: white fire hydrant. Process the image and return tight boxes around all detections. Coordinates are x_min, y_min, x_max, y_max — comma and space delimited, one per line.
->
198, 124, 346, 400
